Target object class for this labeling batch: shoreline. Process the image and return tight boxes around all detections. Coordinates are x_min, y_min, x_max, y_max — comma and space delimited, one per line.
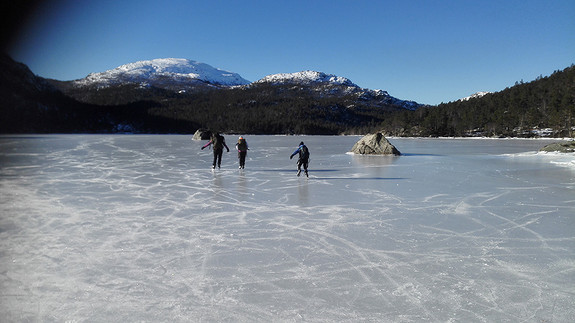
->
1, 133, 574, 141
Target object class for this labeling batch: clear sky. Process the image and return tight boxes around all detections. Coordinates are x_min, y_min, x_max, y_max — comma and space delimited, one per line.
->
7, 0, 575, 105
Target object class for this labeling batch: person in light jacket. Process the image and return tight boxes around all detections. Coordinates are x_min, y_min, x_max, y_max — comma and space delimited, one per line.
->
235, 136, 249, 169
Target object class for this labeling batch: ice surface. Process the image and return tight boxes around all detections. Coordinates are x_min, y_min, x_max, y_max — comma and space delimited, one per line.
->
1, 135, 574, 322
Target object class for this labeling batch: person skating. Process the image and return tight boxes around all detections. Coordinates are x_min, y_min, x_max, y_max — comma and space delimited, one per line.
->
235, 136, 249, 169
290, 141, 310, 177
201, 133, 229, 169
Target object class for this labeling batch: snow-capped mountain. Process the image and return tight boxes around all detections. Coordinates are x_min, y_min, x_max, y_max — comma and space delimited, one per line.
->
254, 70, 420, 111
460, 91, 490, 101
256, 71, 357, 87
73, 58, 250, 90
54, 58, 422, 111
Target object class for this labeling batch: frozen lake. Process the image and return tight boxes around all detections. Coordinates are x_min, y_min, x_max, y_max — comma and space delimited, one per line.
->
1, 135, 574, 322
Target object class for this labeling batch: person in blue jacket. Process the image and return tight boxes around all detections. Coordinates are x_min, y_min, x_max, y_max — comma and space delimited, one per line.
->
290, 141, 310, 177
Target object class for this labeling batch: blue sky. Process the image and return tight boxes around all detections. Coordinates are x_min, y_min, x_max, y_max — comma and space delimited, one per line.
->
8, 0, 575, 105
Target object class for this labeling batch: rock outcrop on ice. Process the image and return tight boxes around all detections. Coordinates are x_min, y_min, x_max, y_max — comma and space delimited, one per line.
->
192, 129, 212, 140
539, 141, 575, 153
350, 133, 401, 155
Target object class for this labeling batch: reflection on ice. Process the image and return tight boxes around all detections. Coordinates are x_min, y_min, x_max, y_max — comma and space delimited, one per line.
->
0, 135, 574, 322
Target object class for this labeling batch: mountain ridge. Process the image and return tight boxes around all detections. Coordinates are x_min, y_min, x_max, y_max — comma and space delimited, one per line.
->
3, 53, 572, 137
64, 58, 421, 111
459, 91, 491, 102
73, 58, 250, 90
255, 70, 357, 87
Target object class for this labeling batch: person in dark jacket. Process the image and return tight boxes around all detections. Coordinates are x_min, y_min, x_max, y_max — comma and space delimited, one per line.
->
201, 133, 229, 169
290, 141, 310, 177
235, 136, 249, 169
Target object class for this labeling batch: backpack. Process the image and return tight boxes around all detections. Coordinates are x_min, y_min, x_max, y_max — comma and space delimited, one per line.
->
300, 145, 309, 160
237, 138, 247, 151
212, 134, 223, 150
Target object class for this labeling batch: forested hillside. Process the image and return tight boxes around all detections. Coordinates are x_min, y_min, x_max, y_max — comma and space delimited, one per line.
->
47, 70, 417, 135
144, 83, 403, 135
0, 54, 198, 133
2, 53, 573, 137
380, 65, 575, 137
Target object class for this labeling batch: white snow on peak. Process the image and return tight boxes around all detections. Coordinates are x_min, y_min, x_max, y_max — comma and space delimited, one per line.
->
253, 70, 420, 110
67, 59, 422, 110
256, 70, 357, 87
460, 91, 491, 101
75, 58, 250, 87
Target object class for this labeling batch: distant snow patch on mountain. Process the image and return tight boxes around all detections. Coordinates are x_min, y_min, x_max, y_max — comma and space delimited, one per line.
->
460, 91, 490, 101
254, 70, 421, 110
73, 58, 250, 88
256, 71, 357, 87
